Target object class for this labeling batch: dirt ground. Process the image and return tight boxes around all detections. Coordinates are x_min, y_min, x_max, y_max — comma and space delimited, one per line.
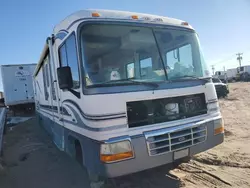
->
0, 82, 250, 188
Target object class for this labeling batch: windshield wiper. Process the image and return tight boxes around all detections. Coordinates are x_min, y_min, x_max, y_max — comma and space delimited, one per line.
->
170, 75, 211, 81
100, 78, 159, 88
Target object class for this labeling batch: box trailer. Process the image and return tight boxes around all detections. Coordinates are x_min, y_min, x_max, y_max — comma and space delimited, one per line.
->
34, 9, 224, 188
1, 64, 36, 112
236, 65, 250, 81
226, 68, 238, 81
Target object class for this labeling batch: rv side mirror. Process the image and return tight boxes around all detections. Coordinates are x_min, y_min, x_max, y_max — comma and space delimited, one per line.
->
57, 66, 73, 90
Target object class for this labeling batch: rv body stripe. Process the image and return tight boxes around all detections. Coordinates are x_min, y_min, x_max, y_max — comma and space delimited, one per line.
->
38, 106, 127, 132
62, 100, 126, 120
64, 104, 127, 131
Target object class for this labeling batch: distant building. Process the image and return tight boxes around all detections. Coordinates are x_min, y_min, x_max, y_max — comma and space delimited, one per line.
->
0, 92, 3, 99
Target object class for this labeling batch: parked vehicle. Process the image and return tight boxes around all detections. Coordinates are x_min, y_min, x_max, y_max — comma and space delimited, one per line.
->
34, 9, 224, 187
212, 78, 229, 98
1, 64, 36, 113
236, 65, 250, 81
214, 71, 226, 82
226, 68, 238, 82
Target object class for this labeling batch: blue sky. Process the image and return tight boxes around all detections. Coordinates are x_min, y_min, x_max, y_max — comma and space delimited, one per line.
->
0, 0, 250, 91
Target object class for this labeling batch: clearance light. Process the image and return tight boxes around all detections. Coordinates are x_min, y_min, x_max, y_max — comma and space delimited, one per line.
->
131, 15, 139, 19
100, 140, 134, 163
153, 18, 163, 22
142, 17, 151, 21
214, 119, 224, 135
92, 12, 101, 17
181, 22, 189, 26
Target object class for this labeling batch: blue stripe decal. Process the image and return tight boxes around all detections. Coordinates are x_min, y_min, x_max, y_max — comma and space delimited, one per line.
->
64, 104, 127, 132
39, 109, 60, 119
62, 99, 126, 120
39, 104, 127, 132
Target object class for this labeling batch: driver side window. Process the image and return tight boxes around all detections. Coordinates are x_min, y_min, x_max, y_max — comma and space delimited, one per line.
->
59, 33, 80, 89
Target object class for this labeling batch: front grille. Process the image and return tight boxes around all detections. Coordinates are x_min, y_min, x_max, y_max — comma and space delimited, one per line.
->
145, 124, 207, 156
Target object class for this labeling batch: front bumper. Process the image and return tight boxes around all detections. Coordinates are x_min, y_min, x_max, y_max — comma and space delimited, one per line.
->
102, 117, 224, 178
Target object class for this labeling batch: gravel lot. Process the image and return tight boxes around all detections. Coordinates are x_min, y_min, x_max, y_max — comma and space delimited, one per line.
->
0, 82, 250, 188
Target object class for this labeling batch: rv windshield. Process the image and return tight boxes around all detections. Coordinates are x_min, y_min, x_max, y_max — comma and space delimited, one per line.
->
80, 24, 209, 87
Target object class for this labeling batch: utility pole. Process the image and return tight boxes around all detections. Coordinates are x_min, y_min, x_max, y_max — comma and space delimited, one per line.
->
236, 53, 243, 68
223, 66, 227, 82
211, 65, 215, 75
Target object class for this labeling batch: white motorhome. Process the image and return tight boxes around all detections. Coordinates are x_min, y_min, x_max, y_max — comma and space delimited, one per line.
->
1, 64, 36, 112
34, 9, 224, 186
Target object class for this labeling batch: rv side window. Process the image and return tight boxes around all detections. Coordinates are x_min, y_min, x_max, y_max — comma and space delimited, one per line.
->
140, 57, 153, 78
59, 34, 80, 89
42, 65, 49, 101
126, 63, 135, 78
46, 64, 50, 87
33, 81, 37, 96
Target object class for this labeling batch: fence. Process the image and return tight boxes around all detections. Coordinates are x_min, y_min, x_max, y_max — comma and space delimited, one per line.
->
0, 108, 7, 155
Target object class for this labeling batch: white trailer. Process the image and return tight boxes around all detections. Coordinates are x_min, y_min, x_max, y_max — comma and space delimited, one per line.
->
1, 64, 36, 112
226, 68, 238, 81
236, 65, 250, 81
34, 9, 224, 187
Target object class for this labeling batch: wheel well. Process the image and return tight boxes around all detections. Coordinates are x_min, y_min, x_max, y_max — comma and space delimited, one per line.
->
67, 136, 83, 165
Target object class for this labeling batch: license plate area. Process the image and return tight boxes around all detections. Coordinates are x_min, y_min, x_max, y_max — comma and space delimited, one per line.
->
174, 148, 189, 160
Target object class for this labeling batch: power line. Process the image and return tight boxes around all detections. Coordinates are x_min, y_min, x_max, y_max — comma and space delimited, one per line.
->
210, 49, 250, 72
212, 54, 235, 66
211, 65, 215, 75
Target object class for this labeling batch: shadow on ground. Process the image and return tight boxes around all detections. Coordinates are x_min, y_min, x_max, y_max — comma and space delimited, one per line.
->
0, 118, 181, 188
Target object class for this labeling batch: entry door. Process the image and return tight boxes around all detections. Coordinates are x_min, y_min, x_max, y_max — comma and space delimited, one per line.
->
43, 55, 56, 135
46, 54, 64, 149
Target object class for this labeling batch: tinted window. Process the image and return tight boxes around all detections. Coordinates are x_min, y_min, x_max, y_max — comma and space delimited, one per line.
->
59, 34, 80, 89
81, 24, 208, 89
59, 45, 67, 67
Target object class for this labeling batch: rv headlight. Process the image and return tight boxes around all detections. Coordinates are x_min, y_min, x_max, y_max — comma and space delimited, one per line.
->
214, 118, 224, 135
100, 140, 134, 163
